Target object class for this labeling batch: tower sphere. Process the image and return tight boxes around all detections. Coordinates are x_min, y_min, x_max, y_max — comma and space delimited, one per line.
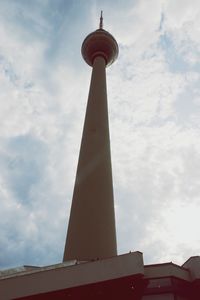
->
81, 28, 119, 67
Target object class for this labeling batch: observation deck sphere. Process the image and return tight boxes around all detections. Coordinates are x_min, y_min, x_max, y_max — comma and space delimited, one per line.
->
81, 29, 118, 67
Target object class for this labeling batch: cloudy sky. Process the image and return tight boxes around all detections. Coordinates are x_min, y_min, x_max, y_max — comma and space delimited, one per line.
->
1, 0, 200, 270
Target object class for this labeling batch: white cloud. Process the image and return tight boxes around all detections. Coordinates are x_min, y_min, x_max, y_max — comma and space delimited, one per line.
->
1, 0, 200, 270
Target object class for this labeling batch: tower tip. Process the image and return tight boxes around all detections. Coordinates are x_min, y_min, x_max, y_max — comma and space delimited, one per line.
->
99, 11, 103, 29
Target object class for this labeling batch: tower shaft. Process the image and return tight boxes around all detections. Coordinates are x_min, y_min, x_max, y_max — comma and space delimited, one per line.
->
63, 56, 117, 261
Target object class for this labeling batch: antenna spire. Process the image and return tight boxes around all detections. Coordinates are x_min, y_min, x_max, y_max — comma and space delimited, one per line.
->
99, 11, 103, 29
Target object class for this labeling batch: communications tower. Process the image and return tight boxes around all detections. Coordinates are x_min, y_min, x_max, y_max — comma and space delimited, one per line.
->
63, 12, 118, 261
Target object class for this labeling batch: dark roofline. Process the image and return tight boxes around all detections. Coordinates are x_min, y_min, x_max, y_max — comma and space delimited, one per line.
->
144, 261, 188, 272
182, 256, 200, 267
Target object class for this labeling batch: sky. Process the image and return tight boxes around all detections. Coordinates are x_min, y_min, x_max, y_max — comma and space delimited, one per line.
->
1, 0, 200, 270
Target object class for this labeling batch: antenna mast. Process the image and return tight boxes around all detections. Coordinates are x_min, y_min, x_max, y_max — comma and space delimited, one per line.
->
99, 11, 103, 29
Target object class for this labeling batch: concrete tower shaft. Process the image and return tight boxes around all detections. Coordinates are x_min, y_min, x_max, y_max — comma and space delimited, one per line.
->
63, 18, 118, 262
